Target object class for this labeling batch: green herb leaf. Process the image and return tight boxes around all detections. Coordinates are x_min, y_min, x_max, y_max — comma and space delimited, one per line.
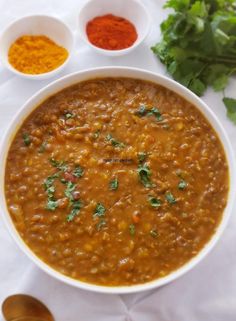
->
150, 229, 158, 238
109, 178, 119, 191
136, 105, 147, 116
129, 224, 136, 236
65, 181, 76, 201
44, 173, 59, 211
148, 107, 163, 121
137, 164, 153, 188
22, 133, 31, 146
93, 203, 106, 218
96, 218, 107, 231
166, 192, 177, 204
46, 200, 58, 211
151, 0, 236, 101
138, 152, 147, 163
67, 200, 82, 222
38, 141, 47, 153
43, 173, 59, 191
148, 196, 162, 208
106, 134, 125, 148
73, 166, 84, 178
49, 158, 68, 172
178, 179, 187, 190
136, 105, 163, 121
223, 97, 236, 124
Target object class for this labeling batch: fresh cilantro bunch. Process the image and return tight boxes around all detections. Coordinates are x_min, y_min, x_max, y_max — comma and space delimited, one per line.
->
151, 0, 236, 123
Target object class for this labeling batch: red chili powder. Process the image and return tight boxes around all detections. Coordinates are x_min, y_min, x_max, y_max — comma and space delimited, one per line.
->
86, 14, 138, 50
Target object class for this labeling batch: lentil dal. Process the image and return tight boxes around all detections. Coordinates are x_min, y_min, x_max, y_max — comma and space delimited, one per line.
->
5, 78, 229, 286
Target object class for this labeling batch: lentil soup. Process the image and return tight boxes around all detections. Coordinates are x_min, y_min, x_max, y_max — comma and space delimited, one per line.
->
5, 78, 229, 286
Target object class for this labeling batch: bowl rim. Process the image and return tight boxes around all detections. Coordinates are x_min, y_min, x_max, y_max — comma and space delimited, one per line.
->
77, 0, 151, 55
0, 66, 235, 294
0, 14, 74, 80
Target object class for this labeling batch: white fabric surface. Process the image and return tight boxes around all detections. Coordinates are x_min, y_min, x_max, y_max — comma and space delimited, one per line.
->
0, 0, 235, 320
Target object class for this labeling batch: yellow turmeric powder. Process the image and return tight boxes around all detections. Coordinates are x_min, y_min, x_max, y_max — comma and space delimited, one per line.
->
8, 35, 69, 74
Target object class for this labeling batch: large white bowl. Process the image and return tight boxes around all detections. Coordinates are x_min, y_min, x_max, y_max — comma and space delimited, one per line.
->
0, 67, 235, 294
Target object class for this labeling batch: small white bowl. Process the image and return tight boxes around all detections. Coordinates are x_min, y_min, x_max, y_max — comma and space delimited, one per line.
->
0, 15, 74, 80
78, 0, 151, 56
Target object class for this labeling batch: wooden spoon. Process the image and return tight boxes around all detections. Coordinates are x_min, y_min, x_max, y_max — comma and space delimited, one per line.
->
2, 294, 54, 321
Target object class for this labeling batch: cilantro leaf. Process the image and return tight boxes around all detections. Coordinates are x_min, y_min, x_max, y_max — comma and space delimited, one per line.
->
148, 196, 162, 208
49, 158, 68, 172
46, 200, 58, 211
38, 141, 47, 153
178, 179, 188, 190
22, 133, 31, 146
136, 105, 163, 121
67, 200, 82, 222
106, 134, 125, 148
73, 166, 84, 178
223, 97, 236, 124
166, 192, 177, 204
109, 178, 119, 191
137, 164, 153, 188
151, 0, 236, 113
93, 203, 106, 218
64, 181, 76, 201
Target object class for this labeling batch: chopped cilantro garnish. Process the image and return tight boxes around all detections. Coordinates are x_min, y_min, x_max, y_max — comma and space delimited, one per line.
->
136, 105, 147, 116
138, 152, 147, 163
93, 203, 106, 218
137, 164, 153, 188
64, 181, 76, 201
67, 200, 82, 222
147, 107, 163, 121
46, 200, 58, 211
166, 192, 177, 204
129, 224, 136, 236
136, 105, 163, 121
38, 141, 47, 153
73, 166, 84, 178
178, 179, 187, 190
106, 134, 125, 148
150, 229, 158, 238
109, 178, 119, 191
44, 173, 59, 211
22, 133, 31, 146
43, 173, 59, 191
148, 196, 162, 208
49, 158, 68, 172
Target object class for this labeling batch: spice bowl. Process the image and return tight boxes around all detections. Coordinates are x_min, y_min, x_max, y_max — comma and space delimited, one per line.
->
0, 15, 74, 80
78, 0, 151, 56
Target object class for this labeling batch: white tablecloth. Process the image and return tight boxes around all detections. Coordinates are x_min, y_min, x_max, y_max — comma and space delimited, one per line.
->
0, 1, 236, 320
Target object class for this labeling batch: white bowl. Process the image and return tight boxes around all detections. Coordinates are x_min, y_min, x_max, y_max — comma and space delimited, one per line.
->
0, 15, 74, 80
0, 67, 235, 294
78, 0, 151, 56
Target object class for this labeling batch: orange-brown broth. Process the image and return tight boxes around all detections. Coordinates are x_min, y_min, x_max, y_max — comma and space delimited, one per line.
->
5, 78, 229, 286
